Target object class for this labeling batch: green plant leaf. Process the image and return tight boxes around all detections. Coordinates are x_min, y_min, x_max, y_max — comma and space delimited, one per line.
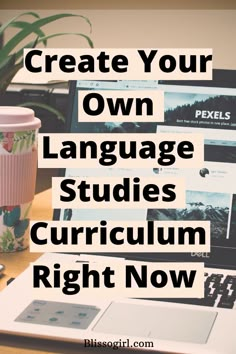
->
0, 53, 16, 70
0, 36, 40, 91
0, 61, 22, 94
10, 21, 47, 46
39, 31, 94, 48
18, 101, 65, 122
0, 12, 41, 37
16, 31, 94, 62
14, 36, 40, 64
0, 55, 16, 92
0, 34, 39, 91
2, 14, 92, 59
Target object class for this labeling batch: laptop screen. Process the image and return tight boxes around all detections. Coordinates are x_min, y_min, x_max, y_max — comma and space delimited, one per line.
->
54, 70, 236, 270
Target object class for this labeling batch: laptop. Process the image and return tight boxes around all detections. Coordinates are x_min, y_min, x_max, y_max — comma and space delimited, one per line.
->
0, 70, 236, 354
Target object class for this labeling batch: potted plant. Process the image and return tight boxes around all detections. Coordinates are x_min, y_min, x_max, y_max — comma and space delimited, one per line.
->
0, 11, 93, 123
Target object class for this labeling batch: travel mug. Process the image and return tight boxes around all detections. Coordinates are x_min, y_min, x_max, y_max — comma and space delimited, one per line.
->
0, 107, 41, 252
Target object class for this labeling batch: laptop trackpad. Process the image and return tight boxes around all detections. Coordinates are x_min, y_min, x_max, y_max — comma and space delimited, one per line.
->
93, 302, 217, 344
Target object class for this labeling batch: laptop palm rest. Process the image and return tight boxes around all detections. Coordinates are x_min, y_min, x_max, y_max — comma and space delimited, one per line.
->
93, 302, 217, 344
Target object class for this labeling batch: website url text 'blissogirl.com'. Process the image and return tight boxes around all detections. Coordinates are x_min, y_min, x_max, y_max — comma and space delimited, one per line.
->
84, 338, 154, 350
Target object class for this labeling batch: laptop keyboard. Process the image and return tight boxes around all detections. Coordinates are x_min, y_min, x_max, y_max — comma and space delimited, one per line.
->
155, 271, 236, 310
204, 272, 236, 309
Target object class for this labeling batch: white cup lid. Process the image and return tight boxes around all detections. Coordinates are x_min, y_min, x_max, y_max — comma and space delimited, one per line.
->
0, 106, 41, 132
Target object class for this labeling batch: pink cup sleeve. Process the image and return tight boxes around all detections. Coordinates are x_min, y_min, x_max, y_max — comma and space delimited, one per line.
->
0, 150, 38, 206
